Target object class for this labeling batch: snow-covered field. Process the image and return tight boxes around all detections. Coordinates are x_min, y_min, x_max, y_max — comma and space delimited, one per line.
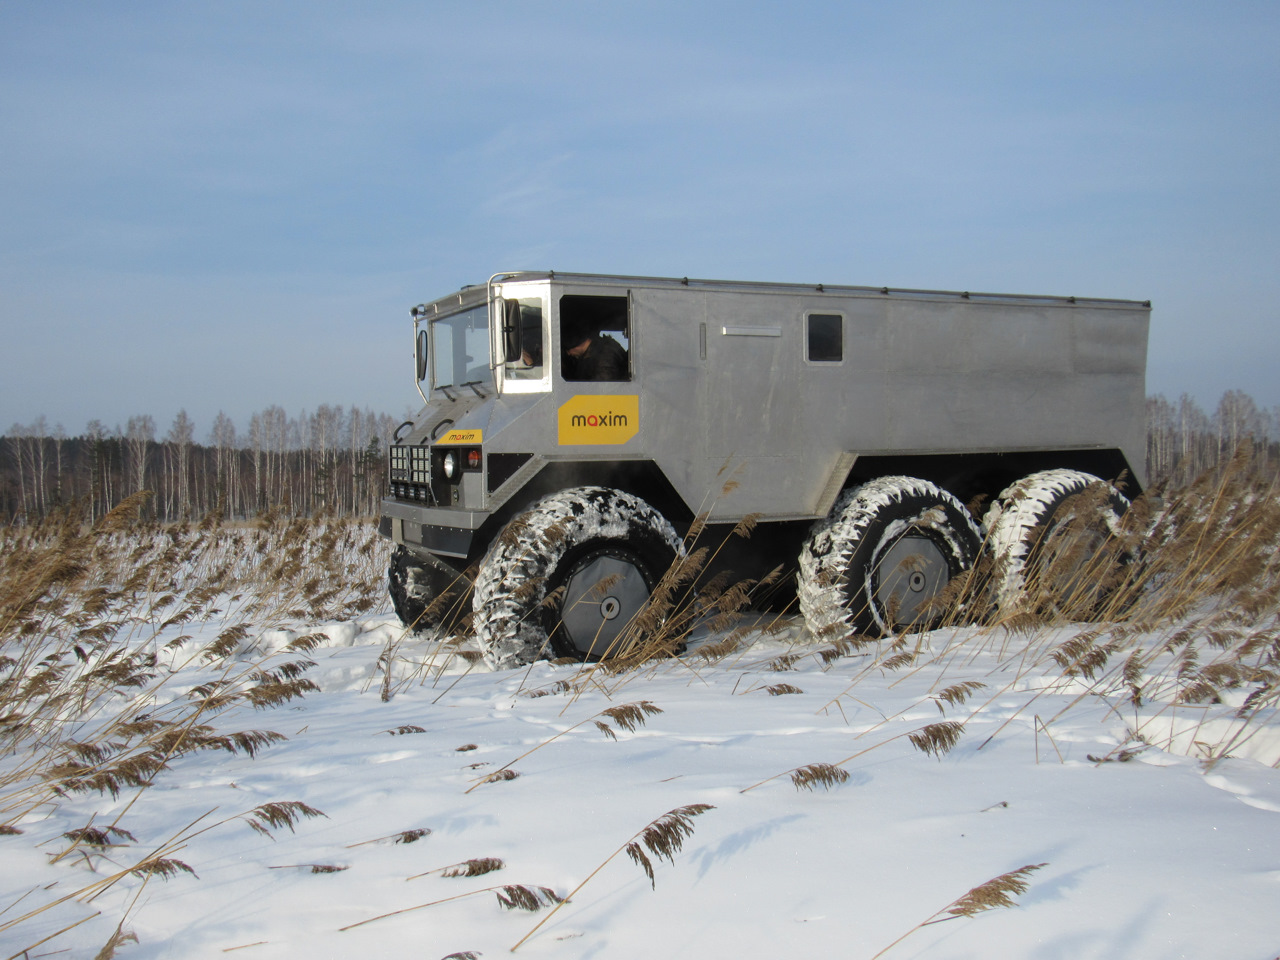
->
4, 495, 1280, 960
5, 608, 1280, 959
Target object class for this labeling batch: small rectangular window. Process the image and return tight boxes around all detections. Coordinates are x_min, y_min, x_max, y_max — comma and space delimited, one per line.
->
807, 313, 843, 363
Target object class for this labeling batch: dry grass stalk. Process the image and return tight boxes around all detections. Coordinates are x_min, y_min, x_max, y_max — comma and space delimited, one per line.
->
511, 803, 714, 951
744, 716, 966, 794
789, 763, 850, 791
441, 857, 505, 878
241, 801, 327, 838
599, 700, 663, 733
346, 827, 431, 849
124, 856, 198, 880
623, 804, 714, 889
942, 861, 1049, 916
907, 721, 965, 759
267, 863, 348, 874
931, 680, 986, 713
495, 885, 563, 911
339, 883, 562, 931
869, 862, 1048, 959
406, 857, 505, 881
466, 701, 662, 792
93, 924, 139, 960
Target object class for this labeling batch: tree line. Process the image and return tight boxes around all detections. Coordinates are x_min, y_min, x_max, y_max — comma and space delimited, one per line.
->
3, 390, 1278, 525
2, 405, 405, 523
1146, 390, 1280, 488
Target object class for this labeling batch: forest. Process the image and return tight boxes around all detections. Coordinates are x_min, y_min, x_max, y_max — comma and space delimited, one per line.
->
1, 405, 404, 523
2, 389, 1277, 524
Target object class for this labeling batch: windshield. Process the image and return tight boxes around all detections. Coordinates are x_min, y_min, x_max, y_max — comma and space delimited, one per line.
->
431, 303, 493, 390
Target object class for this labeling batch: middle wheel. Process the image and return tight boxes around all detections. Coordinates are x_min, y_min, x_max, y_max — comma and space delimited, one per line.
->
799, 476, 983, 638
472, 487, 683, 670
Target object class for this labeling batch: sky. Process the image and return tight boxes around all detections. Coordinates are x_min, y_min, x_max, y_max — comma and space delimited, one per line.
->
2, 1, 1278, 440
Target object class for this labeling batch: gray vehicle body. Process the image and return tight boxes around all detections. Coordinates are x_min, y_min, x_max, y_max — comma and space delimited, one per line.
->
379, 272, 1149, 583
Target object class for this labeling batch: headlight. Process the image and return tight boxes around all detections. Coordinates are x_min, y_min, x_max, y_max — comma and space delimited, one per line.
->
442, 451, 457, 480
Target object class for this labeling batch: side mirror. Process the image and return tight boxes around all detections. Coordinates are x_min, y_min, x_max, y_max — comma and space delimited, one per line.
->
502, 299, 523, 363
415, 329, 429, 382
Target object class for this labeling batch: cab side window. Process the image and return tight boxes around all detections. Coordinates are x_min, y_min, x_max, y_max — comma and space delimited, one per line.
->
503, 298, 545, 380
561, 295, 631, 382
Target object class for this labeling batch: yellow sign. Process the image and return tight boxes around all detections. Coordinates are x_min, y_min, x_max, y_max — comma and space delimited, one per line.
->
557, 395, 639, 446
436, 429, 483, 445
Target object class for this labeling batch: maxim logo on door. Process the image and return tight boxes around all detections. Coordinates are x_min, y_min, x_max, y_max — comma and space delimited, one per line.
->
557, 395, 640, 446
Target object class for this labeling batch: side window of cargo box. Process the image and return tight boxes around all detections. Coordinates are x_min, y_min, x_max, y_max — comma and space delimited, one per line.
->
806, 312, 843, 363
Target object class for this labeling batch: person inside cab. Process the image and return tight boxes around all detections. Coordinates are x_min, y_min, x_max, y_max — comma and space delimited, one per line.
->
563, 323, 628, 381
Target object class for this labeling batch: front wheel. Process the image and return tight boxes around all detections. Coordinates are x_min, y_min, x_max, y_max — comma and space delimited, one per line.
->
799, 477, 983, 639
388, 545, 471, 633
471, 487, 683, 670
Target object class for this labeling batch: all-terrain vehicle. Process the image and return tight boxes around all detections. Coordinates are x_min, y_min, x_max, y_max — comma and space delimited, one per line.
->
377, 272, 1149, 668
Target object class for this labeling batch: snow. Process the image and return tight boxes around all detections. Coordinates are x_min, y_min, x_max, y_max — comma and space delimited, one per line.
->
5, 611, 1279, 960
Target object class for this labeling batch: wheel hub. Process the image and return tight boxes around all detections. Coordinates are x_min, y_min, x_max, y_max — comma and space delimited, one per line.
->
559, 551, 653, 658
873, 533, 950, 627
1035, 517, 1112, 611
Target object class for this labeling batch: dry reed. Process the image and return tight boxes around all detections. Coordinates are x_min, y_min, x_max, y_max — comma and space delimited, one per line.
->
0, 503, 385, 953
869, 862, 1048, 959
510, 803, 714, 951
6, 456, 1280, 953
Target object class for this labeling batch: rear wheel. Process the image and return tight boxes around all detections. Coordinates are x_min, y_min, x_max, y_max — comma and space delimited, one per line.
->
799, 477, 983, 638
472, 487, 682, 669
983, 469, 1130, 618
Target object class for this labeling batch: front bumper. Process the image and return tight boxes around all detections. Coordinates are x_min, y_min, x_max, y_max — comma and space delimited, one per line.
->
379, 498, 490, 560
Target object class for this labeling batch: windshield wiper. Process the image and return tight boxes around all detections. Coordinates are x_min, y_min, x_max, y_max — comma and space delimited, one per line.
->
436, 385, 457, 401
461, 381, 488, 398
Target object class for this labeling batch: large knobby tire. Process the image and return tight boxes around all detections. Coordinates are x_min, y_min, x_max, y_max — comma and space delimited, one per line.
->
388, 545, 472, 633
799, 477, 983, 639
983, 469, 1130, 618
472, 487, 683, 670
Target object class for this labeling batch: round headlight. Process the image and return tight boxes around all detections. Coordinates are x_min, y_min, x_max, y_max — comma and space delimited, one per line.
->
442, 451, 457, 480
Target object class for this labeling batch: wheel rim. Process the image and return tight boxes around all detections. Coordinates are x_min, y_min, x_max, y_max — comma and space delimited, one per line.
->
871, 533, 951, 627
1034, 516, 1113, 611
558, 548, 654, 658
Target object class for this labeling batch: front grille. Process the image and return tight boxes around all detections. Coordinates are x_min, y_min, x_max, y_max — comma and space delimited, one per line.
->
388, 445, 436, 504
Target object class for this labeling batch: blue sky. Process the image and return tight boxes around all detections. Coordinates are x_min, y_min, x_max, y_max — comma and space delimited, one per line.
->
2, 1, 1277, 438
